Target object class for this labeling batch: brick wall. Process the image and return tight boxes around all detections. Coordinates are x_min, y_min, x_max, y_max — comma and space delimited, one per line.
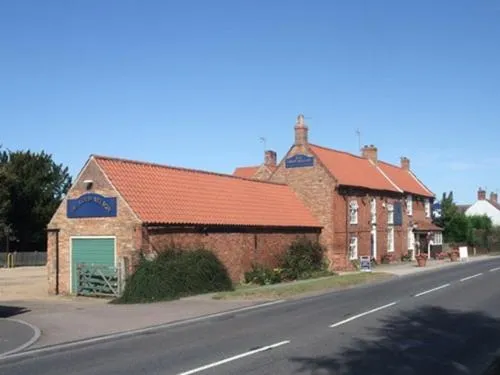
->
270, 145, 336, 269
145, 227, 320, 282
252, 165, 274, 181
47, 158, 141, 295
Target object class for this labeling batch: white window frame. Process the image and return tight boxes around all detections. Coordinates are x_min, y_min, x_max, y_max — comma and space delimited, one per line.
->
433, 232, 443, 245
387, 203, 394, 225
406, 194, 413, 216
349, 200, 359, 225
349, 236, 358, 260
387, 226, 395, 253
425, 199, 431, 218
370, 198, 377, 224
407, 227, 414, 250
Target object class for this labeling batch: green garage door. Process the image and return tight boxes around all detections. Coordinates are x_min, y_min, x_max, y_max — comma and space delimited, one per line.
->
71, 238, 115, 294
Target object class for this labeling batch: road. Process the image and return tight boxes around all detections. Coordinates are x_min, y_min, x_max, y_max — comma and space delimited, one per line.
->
1, 258, 500, 375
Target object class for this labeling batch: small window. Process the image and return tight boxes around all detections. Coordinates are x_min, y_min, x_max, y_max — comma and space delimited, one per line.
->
387, 226, 395, 252
406, 195, 413, 216
349, 200, 358, 225
370, 198, 377, 224
387, 203, 394, 225
425, 199, 431, 218
433, 232, 443, 245
407, 228, 414, 250
349, 236, 358, 260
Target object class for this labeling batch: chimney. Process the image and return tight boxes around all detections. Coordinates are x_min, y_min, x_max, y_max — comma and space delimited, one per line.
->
361, 144, 378, 163
294, 114, 308, 146
478, 187, 486, 200
400, 157, 410, 171
490, 192, 498, 204
264, 150, 277, 167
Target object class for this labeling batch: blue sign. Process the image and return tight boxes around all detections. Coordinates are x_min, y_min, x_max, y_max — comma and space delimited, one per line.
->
394, 201, 403, 226
432, 202, 442, 219
359, 256, 372, 272
285, 154, 314, 168
67, 193, 117, 218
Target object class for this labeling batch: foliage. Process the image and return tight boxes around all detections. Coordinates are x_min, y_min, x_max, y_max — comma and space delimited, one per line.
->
116, 248, 233, 304
351, 259, 360, 270
401, 252, 412, 262
381, 253, 393, 264
0, 147, 72, 251
280, 237, 326, 280
244, 264, 282, 285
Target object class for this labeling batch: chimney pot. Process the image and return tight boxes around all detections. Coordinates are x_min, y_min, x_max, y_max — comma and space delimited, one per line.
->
400, 157, 410, 171
361, 145, 378, 163
478, 188, 486, 201
490, 192, 498, 204
294, 114, 309, 146
264, 150, 277, 167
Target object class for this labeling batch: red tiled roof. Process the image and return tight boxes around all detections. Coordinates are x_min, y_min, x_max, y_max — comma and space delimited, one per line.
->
309, 145, 401, 193
378, 161, 434, 198
233, 166, 259, 178
94, 155, 320, 228
414, 220, 443, 232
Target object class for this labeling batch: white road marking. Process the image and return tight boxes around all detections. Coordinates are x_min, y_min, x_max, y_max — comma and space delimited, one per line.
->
0, 299, 285, 361
329, 302, 398, 328
460, 273, 483, 282
176, 340, 291, 375
489, 267, 500, 272
414, 283, 450, 297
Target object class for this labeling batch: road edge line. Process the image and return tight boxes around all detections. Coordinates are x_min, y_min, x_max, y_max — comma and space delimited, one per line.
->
0, 318, 41, 358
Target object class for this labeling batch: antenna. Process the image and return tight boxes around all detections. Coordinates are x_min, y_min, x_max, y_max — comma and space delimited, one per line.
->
355, 129, 361, 151
258, 137, 267, 151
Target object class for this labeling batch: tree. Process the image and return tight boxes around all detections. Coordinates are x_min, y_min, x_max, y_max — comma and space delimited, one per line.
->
0, 148, 72, 251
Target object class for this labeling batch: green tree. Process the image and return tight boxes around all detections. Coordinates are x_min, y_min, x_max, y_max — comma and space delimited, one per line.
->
1, 148, 72, 251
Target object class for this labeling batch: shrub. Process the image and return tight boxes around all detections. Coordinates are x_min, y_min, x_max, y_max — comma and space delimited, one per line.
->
116, 248, 233, 304
281, 237, 326, 280
244, 264, 282, 285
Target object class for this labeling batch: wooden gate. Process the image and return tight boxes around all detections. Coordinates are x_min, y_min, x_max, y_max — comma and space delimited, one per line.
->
76, 263, 122, 297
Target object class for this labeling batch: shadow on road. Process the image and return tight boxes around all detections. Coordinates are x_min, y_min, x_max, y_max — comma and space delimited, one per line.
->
0, 305, 30, 318
290, 306, 500, 375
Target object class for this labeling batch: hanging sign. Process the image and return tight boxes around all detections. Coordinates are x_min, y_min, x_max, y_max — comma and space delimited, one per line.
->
67, 193, 117, 218
285, 154, 314, 168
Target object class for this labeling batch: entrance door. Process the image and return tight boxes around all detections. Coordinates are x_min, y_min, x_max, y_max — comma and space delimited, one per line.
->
71, 237, 115, 294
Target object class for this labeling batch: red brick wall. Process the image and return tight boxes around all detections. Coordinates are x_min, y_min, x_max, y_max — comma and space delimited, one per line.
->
270, 145, 336, 269
145, 229, 319, 282
47, 158, 142, 295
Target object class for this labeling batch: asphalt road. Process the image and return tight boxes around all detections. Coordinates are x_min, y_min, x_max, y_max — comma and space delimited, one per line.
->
0, 319, 39, 357
1, 258, 500, 375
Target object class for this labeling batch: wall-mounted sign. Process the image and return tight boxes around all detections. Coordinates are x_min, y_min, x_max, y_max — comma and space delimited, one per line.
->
285, 154, 314, 169
359, 256, 372, 272
393, 202, 403, 226
67, 193, 117, 218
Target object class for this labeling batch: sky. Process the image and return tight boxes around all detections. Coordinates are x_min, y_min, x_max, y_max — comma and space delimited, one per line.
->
1, 0, 499, 204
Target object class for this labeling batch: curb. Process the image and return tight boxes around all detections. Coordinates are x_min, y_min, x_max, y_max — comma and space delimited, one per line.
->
0, 318, 41, 358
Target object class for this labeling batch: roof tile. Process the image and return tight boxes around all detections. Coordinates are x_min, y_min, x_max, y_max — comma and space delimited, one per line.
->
94, 155, 320, 228
378, 161, 434, 198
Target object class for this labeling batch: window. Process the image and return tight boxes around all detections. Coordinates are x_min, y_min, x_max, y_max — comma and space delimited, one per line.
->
349, 236, 358, 260
370, 198, 377, 224
387, 226, 395, 252
425, 199, 431, 218
433, 232, 443, 245
387, 203, 394, 224
407, 228, 414, 250
349, 200, 358, 225
406, 195, 413, 216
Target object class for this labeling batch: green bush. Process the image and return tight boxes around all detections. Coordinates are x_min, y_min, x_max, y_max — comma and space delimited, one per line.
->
115, 248, 233, 304
244, 264, 282, 285
281, 237, 326, 280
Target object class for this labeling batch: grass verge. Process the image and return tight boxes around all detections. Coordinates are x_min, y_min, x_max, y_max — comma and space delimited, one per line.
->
212, 272, 393, 300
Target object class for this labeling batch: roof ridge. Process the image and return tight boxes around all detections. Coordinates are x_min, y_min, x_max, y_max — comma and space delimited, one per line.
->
369, 159, 403, 193
92, 154, 288, 187
309, 143, 368, 161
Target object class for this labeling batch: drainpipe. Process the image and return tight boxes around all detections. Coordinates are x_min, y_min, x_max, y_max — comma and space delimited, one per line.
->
47, 228, 60, 295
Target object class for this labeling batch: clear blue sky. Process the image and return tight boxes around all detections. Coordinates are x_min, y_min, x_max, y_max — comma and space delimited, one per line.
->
1, 0, 499, 204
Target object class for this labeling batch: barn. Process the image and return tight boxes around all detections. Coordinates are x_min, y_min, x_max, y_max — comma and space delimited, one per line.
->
46, 155, 321, 295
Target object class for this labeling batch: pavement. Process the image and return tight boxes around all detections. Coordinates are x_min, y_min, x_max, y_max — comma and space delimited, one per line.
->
0, 256, 499, 374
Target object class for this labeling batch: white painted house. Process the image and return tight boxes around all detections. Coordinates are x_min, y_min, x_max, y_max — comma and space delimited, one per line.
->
465, 188, 500, 226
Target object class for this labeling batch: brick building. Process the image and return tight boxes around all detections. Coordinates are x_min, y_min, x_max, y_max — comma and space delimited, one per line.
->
234, 115, 442, 269
47, 155, 321, 295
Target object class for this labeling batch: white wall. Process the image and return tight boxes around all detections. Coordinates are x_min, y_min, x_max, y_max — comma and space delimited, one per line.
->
465, 200, 500, 226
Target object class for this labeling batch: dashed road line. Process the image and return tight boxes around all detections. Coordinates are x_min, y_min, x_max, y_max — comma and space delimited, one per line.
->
460, 273, 483, 282
176, 340, 291, 375
489, 267, 500, 272
330, 302, 398, 328
414, 283, 450, 297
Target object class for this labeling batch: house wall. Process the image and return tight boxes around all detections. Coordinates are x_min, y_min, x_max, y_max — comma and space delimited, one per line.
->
144, 228, 320, 282
269, 145, 337, 269
252, 165, 274, 181
465, 201, 500, 226
47, 158, 142, 295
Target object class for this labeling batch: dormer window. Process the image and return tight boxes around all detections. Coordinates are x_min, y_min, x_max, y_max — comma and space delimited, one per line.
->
349, 200, 359, 225
406, 194, 413, 216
